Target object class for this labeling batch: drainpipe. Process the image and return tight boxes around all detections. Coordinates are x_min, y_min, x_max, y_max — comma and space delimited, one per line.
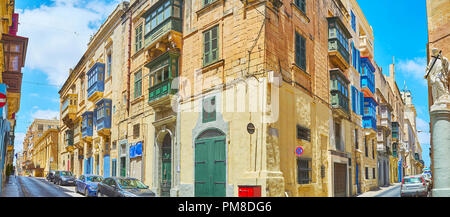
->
127, 10, 133, 115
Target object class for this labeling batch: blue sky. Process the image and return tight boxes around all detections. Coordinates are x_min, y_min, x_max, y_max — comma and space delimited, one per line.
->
357, 0, 431, 168
13, 0, 431, 168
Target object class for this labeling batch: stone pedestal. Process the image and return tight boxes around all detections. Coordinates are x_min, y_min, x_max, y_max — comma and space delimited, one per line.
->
430, 101, 450, 197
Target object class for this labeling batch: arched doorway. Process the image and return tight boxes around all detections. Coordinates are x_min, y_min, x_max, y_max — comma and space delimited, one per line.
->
194, 129, 226, 197
160, 133, 172, 197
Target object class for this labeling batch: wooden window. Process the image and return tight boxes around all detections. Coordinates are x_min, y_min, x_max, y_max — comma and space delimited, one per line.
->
133, 124, 140, 139
365, 167, 369, 179
202, 96, 216, 123
297, 158, 312, 184
365, 136, 368, 157
335, 122, 341, 151
355, 129, 359, 149
134, 70, 142, 99
295, 32, 306, 71
294, 0, 306, 14
203, 26, 219, 66
296, 125, 311, 141
351, 10, 356, 32
135, 24, 143, 52
107, 53, 112, 78
203, 0, 218, 7
372, 168, 376, 179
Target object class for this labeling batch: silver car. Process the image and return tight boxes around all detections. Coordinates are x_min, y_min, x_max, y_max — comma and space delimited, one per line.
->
400, 175, 429, 197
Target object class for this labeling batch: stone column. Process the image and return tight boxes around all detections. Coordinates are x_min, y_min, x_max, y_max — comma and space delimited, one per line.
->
431, 103, 450, 197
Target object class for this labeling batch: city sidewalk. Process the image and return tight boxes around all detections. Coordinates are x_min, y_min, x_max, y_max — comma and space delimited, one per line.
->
356, 183, 401, 197
0, 176, 24, 197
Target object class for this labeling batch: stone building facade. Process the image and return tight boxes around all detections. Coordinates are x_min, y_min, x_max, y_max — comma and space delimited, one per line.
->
58, 2, 129, 178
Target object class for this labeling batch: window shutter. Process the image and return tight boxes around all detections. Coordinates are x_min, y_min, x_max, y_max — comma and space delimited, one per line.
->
203, 31, 210, 65
351, 86, 356, 113
300, 35, 306, 70
359, 91, 364, 116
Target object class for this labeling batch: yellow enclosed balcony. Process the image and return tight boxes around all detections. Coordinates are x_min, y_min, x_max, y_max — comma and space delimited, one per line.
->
61, 94, 78, 127
359, 35, 374, 59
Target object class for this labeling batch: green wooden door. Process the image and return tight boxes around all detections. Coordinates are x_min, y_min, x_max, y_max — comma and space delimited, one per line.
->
195, 135, 226, 197
161, 134, 171, 197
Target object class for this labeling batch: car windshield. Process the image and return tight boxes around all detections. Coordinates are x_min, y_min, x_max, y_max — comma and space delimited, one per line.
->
87, 176, 103, 182
404, 177, 422, 184
117, 178, 147, 189
61, 171, 72, 176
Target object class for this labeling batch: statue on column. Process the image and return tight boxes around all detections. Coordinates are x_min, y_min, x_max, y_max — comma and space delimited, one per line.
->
425, 48, 449, 107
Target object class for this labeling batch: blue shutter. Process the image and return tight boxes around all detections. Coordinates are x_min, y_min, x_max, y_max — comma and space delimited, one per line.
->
103, 155, 110, 178
84, 159, 88, 175
357, 50, 361, 74
351, 86, 356, 112
360, 91, 364, 116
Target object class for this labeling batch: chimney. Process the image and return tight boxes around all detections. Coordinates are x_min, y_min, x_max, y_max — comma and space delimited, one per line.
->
389, 56, 395, 82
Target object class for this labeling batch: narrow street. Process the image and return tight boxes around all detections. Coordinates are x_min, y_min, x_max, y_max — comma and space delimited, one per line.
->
14, 176, 82, 197
373, 184, 401, 197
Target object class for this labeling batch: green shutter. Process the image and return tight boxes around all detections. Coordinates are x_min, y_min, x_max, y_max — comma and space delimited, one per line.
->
203, 26, 219, 66
295, 32, 306, 71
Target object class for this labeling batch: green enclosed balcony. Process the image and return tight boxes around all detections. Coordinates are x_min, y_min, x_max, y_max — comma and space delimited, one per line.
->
327, 17, 352, 70
147, 51, 179, 105
330, 68, 350, 116
144, 0, 182, 49
392, 122, 399, 141
149, 78, 177, 102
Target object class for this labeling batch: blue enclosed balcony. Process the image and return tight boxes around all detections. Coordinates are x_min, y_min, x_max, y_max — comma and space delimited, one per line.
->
95, 98, 112, 136
362, 96, 377, 131
81, 111, 93, 142
87, 63, 105, 103
360, 57, 375, 94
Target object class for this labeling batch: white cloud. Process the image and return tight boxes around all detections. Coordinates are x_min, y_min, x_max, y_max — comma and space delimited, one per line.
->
398, 57, 428, 86
31, 109, 60, 120
416, 117, 430, 146
17, 0, 121, 86
14, 132, 26, 153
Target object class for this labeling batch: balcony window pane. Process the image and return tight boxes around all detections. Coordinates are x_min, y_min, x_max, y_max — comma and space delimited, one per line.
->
174, 6, 181, 18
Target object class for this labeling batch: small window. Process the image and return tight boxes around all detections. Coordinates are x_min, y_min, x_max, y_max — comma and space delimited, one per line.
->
296, 125, 311, 141
203, 26, 219, 66
134, 70, 142, 99
297, 158, 312, 184
294, 0, 306, 14
295, 32, 306, 71
372, 168, 376, 179
133, 124, 140, 139
365, 167, 368, 180
202, 96, 216, 123
135, 24, 143, 52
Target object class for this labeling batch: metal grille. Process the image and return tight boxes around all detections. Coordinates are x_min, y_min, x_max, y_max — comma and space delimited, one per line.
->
297, 158, 312, 184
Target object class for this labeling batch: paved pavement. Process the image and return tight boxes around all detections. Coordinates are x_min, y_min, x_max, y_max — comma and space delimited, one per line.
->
357, 183, 401, 197
1, 176, 83, 197
0, 176, 24, 197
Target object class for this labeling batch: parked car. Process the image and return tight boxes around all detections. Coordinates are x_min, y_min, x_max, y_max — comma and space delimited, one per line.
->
75, 175, 103, 197
400, 175, 429, 197
53, 171, 76, 186
97, 177, 156, 197
46, 170, 56, 182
